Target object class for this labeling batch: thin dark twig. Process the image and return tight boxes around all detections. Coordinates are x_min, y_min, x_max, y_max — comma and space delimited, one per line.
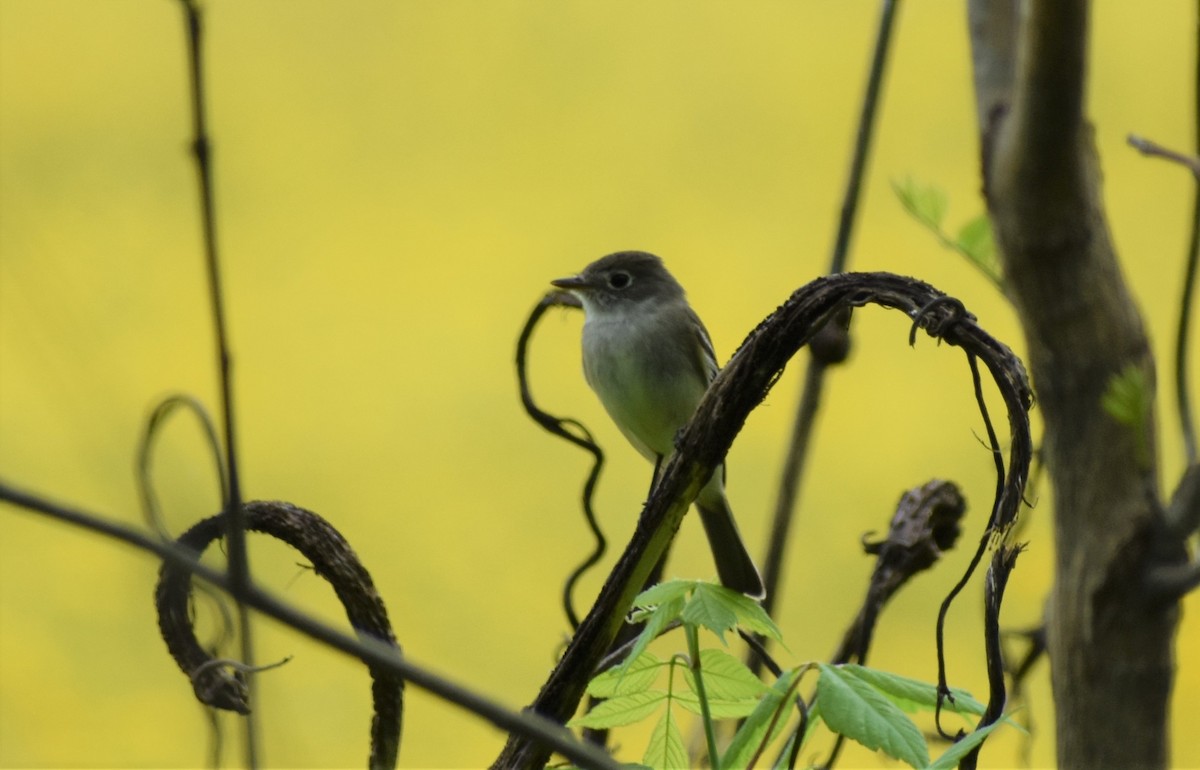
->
933, 352, 1008, 739
137, 393, 228, 539
749, 668, 810, 770
138, 390, 239, 763
830, 0, 902, 277
1127, 134, 1200, 177
516, 290, 607, 629
179, 0, 246, 591
1126, 132, 1200, 464
1177, 185, 1199, 466
737, 628, 783, 678
1185, 15, 1200, 466
959, 545, 1023, 770
759, 0, 901, 624
176, 4, 256, 763
0, 480, 624, 770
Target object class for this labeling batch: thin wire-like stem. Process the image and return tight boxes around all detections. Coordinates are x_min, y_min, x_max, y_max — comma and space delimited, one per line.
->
760, 0, 900, 615
1126, 132, 1200, 465
1177, 18, 1200, 464
178, 2, 256, 764
0, 480, 624, 770
1176, 181, 1198, 465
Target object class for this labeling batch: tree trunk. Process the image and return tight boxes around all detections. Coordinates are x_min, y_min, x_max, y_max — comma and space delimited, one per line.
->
970, 1, 1184, 767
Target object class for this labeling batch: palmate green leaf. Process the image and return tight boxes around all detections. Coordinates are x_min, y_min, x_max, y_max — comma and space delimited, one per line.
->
839, 664, 986, 716
642, 707, 687, 770
677, 648, 767, 718
570, 690, 667, 729
677, 582, 783, 645
683, 649, 770, 700
816, 663, 930, 769
587, 652, 663, 699
677, 640, 765, 720
676, 633, 765, 718
721, 667, 802, 769
679, 583, 740, 643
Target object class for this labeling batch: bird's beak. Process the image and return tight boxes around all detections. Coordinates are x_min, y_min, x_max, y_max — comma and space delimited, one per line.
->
550, 274, 589, 291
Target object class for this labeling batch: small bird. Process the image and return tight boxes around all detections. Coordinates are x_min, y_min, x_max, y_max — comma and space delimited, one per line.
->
552, 251, 765, 598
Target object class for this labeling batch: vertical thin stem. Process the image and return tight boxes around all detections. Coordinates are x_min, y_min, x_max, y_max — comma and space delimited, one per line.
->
759, 0, 901, 616
179, 1, 257, 765
1175, 1, 1200, 464
685, 625, 721, 769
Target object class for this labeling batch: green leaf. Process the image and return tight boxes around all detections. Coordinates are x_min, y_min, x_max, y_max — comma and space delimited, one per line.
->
683, 649, 769, 700
893, 176, 948, 229
587, 651, 663, 698
680, 583, 740, 642
927, 721, 1003, 770
676, 647, 769, 716
1101, 363, 1153, 467
838, 664, 986, 716
673, 690, 761, 719
816, 663, 930, 769
1102, 364, 1151, 427
569, 690, 666, 729
954, 215, 1001, 284
642, 708, 688, 770
633, 579, 694, 610
619, 594, 687, 677
725, 589, 784, 644
721, 667, 803, 769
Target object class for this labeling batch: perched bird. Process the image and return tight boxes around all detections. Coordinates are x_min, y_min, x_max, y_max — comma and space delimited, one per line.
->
552, 250, 765, 598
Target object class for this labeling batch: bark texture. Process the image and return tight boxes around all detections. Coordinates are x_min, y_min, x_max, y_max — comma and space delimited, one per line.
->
970, 1, 1184, 767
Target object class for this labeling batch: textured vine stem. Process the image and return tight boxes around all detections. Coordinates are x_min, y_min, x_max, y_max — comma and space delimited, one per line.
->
155, 500, 402, 770
959, 544, 1022, 770
493, 271, 1033, 769
515, 290, 607, 630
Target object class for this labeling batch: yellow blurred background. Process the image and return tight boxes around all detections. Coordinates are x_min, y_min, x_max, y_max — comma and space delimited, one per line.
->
1, 1, 1196, 768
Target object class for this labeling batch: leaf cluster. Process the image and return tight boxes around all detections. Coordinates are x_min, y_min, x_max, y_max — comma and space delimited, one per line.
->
567, 580, 1012, 770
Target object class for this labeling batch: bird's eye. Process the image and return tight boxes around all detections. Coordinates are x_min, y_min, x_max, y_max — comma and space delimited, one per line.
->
608, 271, 632, 290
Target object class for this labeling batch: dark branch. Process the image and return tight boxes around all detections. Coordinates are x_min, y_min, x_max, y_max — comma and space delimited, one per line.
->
835, 480, 966, 665
175, 5, 256, 762
137, 393, 228, 538
1127, 134, 1200, 178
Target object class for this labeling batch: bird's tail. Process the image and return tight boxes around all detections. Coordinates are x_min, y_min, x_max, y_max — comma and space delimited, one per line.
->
695, 488, 765, 600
